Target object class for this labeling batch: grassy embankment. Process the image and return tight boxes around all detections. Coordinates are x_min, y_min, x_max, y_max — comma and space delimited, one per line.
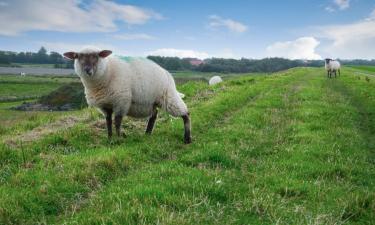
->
0, 67, 374, 224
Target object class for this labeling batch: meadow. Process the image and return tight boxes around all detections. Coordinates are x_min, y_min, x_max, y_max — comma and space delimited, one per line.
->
0, 66, 374, 224
348, 65, 375, 73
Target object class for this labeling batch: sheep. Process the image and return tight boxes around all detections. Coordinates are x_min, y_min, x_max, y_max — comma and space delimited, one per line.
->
20, 72, 26, 76
325, 58, 341, 78
63, 47, 192, 144
209, 76, 223, 86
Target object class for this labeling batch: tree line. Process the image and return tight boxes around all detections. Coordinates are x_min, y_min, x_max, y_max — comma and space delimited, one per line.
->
0, 47, 73, 68
1, 47, 375, 73
147, 56, 375, 73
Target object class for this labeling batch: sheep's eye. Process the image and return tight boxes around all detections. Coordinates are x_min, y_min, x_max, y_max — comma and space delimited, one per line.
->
91, 55, 98, 62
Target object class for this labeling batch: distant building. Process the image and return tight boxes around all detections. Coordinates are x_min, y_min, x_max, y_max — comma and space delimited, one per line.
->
188, 58, 204, 66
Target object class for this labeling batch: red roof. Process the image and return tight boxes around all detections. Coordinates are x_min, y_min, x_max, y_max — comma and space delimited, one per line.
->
189, 59, 204, 66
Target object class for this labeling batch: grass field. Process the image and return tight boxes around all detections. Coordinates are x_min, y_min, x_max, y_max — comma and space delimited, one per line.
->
0, 75, 79, 102
0, 67, 374, 224
171, 71, 254, 84
347, 65, 375, 73
0, 75, 81, 137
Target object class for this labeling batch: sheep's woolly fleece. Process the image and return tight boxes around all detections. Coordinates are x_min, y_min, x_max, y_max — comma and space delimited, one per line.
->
325, 60, 341, 71
209, 76, 223, 86
75, 47, 189, 118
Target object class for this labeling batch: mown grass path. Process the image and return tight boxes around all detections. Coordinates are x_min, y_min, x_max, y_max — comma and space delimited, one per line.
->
0, 68, 374, 224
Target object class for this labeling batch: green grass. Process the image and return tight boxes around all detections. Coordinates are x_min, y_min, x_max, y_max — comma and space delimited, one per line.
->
347, 65, 375, 73
0, 75, 82, 137
0, 67, 374, 224
172, 71, 259, 84
0, 74, 78, 84
0, 75, 79, 102
0, 83, 62, 101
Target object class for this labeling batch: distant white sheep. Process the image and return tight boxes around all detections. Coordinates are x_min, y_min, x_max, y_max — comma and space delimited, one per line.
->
20, 72, 26, 76
209, 76, 223, 86
63, 47, 191, 144
325, 58, 341, 78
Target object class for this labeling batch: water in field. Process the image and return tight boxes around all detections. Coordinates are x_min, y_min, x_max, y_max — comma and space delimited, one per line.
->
0, 66, 74, 76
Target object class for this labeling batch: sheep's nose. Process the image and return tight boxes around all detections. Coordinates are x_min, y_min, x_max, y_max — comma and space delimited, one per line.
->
84, 67, 92, 76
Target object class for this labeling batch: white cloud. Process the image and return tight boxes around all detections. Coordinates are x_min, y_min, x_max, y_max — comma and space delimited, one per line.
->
368, 8, 375, 20
146, 48, 210, 59
334, 0, 350, 10
0, 1, 8, 7
208, 15, 248, 33
184, 36, 196, 41
325, 0, 350, 12
316, 9, 375, 59
36, 41, 122, 54
111, 33, 155, 40
213, 48, 238, 59
325, 6, 335, 12
146, 48, 242, 59
266, 37, 322, 60
0, 0, 162, 36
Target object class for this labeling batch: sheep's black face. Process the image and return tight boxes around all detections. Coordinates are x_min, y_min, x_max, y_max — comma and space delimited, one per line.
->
63, 50, 112, 77
78, 53, 99, 76
325, 58, 332, 64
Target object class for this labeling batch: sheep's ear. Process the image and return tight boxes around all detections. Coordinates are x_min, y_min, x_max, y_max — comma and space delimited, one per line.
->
99, 50, 112, 58
63, 52, 78, 60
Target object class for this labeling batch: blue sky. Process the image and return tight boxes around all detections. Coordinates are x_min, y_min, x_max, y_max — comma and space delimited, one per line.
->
0, 0, 374, 59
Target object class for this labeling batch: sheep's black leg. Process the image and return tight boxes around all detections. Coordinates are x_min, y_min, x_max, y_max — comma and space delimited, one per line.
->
114, 114, 123, 137
182, 114, 192, 144
327, 70, 330, 78
146, 107, 158, 134
104, 108, 113, 138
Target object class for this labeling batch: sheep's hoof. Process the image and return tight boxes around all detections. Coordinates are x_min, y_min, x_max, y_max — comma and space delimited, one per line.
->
184, 137, 192, 144
118, 132, 126, 138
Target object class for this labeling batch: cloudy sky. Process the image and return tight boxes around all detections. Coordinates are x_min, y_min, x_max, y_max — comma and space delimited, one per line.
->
0, 0, 374, 59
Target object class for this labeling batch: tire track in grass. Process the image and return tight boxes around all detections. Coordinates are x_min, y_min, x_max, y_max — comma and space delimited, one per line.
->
168, 71, 311, 224
57, 69, 311, 224
228, 70, 375, 224
304, 73, 375, 224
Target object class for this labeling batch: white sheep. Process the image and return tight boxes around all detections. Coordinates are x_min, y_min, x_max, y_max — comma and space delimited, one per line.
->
209, 76, 223, 86
325, 58, 341, 78
63, 47, 191, 144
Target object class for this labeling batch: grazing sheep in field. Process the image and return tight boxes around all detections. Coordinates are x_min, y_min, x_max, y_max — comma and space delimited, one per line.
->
209, 76, 223, 86
63, 47, 192, 144
20, 72, 26, 76
325, 58, 341, 78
